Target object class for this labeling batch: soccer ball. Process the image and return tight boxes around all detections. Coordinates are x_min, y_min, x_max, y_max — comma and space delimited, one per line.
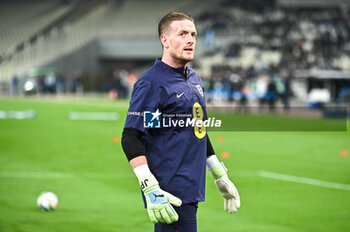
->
37, 192, 58, 211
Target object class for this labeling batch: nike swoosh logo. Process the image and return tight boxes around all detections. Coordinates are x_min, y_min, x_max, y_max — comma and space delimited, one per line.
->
177, 92, 184, 98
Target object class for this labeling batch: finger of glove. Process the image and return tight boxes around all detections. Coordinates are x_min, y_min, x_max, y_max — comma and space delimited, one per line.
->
147, 209, 159, 224
234, 194, 241, 209
165, 192, 182, 207
233, 186, 240, 200
155, 210, 165, 223
224, 198, 237, 214
165, 203, 179, 222
160, 207, 173, 224
228, 198, 237, 214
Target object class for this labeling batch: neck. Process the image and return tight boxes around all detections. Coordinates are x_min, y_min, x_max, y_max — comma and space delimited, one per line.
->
161, 54, 187, 69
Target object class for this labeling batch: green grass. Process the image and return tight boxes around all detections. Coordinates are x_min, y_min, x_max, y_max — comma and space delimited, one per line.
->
0, 96, 349, 232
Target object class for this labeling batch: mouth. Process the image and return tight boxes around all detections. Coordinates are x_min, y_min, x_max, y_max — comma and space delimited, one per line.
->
184, 48, 193, 52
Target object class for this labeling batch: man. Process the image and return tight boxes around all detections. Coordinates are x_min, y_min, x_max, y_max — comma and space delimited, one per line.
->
121, 12, 240, 232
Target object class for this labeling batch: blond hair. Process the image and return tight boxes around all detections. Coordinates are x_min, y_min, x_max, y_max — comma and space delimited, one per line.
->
158, 12, 194, 38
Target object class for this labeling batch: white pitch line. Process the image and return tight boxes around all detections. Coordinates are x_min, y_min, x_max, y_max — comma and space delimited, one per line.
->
0, 172, 132, 179
68, 112, 120, 120
0, 172, 74, 179
259, 170, 350, 191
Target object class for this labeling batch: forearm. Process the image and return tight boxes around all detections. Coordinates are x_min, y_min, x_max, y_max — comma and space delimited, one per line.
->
121, 128, 153, 186
124, 138, 181, 224
121, 127, 146, 161
207, 136, 215, 157
130, 156, 148, 169
206, 136, 225, 178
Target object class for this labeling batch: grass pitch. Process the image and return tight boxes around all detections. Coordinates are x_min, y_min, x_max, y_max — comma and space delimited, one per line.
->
0, 97, 349, 232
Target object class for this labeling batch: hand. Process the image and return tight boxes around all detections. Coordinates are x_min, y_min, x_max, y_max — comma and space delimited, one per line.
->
144, 185, 182, 224
133, 164, 182, 224
137, 170, 182, 224
207, 155, 241, 214
215, 174, 240, 214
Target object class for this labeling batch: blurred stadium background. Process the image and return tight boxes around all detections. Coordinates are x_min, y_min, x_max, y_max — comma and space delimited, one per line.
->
0, 0, 349, 232
1, 0, 350, 112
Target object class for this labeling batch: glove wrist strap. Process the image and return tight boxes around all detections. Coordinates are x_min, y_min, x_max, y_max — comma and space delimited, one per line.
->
133, 164, 159, 193
207, 155, 227, 179
210, 164, 227, 179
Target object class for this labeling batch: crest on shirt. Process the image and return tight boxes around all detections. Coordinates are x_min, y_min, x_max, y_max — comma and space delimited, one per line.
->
195, 85, 204, 97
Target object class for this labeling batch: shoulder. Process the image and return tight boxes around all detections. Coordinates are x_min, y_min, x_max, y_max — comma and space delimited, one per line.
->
133, 66, 163, 92
188, 66, 200, 78
188, 67, 202, 83
187, 66, 196, 74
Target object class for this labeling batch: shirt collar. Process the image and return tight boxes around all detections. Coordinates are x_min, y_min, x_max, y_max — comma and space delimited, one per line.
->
155, 58, 187, 75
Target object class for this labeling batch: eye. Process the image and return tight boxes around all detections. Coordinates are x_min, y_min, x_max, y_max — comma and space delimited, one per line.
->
192, 33, 197, 38
179, 33, 185, 36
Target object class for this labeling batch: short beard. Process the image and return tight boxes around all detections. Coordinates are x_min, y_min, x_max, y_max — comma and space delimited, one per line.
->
173, 54, 194, 66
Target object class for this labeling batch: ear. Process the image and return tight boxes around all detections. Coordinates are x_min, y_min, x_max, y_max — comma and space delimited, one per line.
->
160, 35, 169, 48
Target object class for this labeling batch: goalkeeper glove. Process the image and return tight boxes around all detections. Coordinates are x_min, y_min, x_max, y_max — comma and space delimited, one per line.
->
207, 155, 240, 214
134, 165, 182, 224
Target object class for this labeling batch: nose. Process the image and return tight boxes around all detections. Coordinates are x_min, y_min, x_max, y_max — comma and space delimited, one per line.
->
187, 34, 195, 44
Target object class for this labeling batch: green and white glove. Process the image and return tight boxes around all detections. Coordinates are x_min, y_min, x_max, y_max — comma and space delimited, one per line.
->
207, 155, 240, 214
134, 165, 182, 224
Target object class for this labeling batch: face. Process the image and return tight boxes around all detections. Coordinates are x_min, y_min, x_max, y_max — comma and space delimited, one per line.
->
161, 20, 197, 66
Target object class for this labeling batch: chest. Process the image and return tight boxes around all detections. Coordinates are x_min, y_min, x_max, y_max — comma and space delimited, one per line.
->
160, 77, 205, 114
